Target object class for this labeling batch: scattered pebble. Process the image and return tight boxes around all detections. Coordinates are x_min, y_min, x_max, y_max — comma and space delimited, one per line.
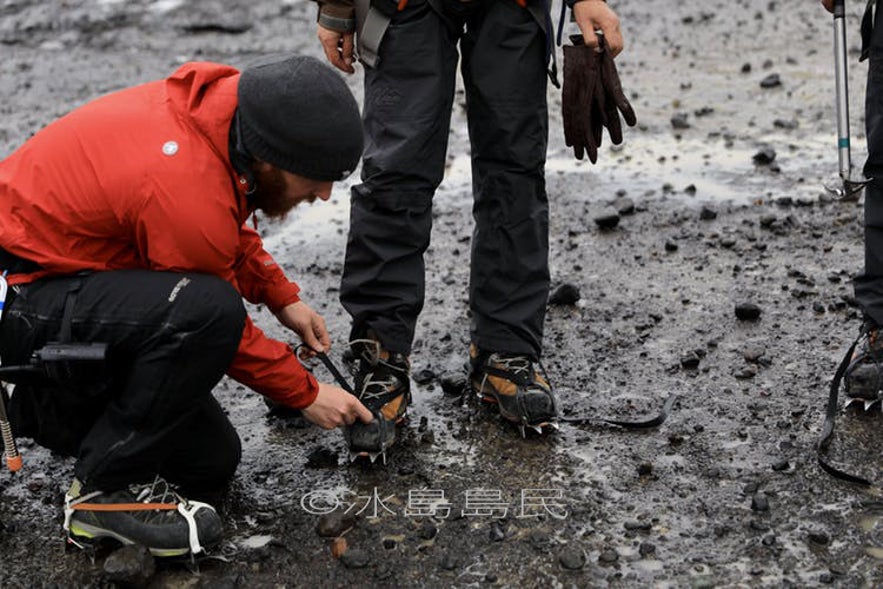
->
559, 548, 587, 570
549, 283, 581, 306
735, 303, 762, 321
340, 548, 370, 569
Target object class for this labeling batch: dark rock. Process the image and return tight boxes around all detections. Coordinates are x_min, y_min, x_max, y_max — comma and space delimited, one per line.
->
103, 544, 156, 588
624, 520, 652, 532
340, 548, 370, 569
753, 146, 777, 165
680, 351, 701, 370
613, 196, 635, 215
419, 521, 438, 540
639, 542, 656, 557
664, 240, 679, 252
760, 73, 782, 88
439, 372, 467, 396
808, 532, 830, 546
316, 510, 357, 538
637, 462, 653, 476
598, 548, 619, 563
413, 368, 436, 385
671, 113, 690, 129
735, 302, 762, 321
559, 548, 587, 570
751, 493, 770, 512
549, 283, 581, 306
741, 62, 752, 73
594, 207, 621, 229
306, 446, 338, 468
383, 537, 397, 550
771, 459, 789, 472
773, 118, 798, 130
699, 205, 717, 220
735, 367, 757, 380
485, 572, 498, 583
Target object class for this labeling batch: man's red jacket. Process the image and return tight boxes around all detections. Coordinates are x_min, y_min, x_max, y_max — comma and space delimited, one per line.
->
0, 62, 319, 408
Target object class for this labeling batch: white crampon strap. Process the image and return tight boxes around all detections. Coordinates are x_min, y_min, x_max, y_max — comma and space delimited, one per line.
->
177, 500, 216, 555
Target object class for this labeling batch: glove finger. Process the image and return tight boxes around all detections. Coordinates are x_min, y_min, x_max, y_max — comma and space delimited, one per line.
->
599, 39, 637, 128
605, 96, 623, 145
573, 142, 585, 161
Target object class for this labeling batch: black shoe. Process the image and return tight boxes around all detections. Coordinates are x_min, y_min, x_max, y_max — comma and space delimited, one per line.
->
845, 325, 883, 408
469, 345, 559, 435
344, 338, 410, 463
64, 476, 223, 557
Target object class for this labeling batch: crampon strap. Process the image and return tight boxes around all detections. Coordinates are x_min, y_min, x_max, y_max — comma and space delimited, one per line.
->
295, 346, 393, 433
559, 394, 677, 430
817, 334, 873, 487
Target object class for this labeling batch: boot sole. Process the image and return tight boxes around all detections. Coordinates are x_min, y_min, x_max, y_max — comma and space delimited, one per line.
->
69, 520, 192, 558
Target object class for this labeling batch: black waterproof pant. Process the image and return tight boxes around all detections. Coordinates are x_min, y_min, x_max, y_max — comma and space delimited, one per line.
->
0, 270, 245, 494
340, 0, 550, 357
857, 5, 883, 324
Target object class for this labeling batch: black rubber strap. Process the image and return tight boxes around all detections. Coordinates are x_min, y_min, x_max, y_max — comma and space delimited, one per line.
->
817, 335, 872, 487
296, 345, 356, 396
560, 394, 676, 430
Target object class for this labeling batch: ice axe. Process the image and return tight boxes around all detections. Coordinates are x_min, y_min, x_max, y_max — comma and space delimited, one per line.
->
830, 0, 872, 199
0, 342, 108, 473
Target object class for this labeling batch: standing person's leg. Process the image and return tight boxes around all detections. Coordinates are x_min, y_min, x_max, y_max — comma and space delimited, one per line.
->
340, 0, 460, 458
460, 0, 557, 431
847, 5, 883, 402
856, 5, 883, 322
461, 0, 550, 357
0, 270, 245, 555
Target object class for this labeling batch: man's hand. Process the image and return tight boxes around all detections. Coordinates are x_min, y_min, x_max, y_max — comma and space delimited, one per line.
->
276, 300, 331, 355
572, 0, 623, 57
301, 382, 374, 429
821, 0, 834, 13
318, 25, 356, 74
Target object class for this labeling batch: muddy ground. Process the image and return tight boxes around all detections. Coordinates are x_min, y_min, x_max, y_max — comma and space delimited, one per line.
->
2, 0, 883, 586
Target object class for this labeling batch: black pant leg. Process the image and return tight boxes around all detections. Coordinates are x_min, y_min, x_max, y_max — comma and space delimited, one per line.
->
340, 0, 460, 354
856, 5, 883, 324
461, 0, 550, 357
0, 270, 245, 491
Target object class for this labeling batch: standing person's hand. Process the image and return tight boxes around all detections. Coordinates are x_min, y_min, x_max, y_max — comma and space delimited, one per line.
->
302, 383, 374, 428
821, 0, 834, 13
276, 300, 331, 356
318, 25, 356, 74
572, 0, 623, 56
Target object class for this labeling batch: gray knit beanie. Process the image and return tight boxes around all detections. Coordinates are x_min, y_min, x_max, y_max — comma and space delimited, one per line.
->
237, 54, 363, 182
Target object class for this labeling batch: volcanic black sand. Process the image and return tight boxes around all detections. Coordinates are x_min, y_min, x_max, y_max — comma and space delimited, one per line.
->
3, 0, 883, 586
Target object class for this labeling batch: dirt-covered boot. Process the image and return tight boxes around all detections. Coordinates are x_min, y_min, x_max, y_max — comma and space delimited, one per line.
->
469, 345, 559, 436
845, 324, 883, 410
64, 476, 223, 557
344, 338, 411, 464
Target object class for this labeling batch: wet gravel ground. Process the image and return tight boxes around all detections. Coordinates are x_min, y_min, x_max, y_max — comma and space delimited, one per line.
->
4, 0, 883, 586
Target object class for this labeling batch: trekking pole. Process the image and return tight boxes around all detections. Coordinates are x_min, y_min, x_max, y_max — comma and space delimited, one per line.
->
832, 0, 871, 198
0, 384, 21, 472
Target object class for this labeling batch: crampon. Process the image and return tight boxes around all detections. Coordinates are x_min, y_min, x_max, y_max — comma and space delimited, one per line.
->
469, 346, 559, 437
298, 341, 410, 464
843, 326, 883, 412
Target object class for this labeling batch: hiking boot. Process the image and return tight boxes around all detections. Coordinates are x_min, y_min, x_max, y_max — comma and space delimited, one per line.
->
344, 338, 411, 463
845, 324, 883, 410
64, 476, 223, 557
469, 345, 559, 435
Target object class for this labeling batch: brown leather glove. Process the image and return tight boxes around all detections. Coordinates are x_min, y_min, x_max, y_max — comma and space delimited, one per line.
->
562, 35, 605, 163
562, 35, 636, 162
